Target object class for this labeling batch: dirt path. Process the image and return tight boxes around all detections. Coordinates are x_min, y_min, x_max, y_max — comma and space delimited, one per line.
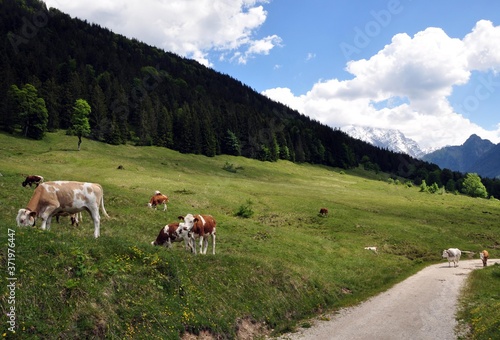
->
277, 259, 499, 340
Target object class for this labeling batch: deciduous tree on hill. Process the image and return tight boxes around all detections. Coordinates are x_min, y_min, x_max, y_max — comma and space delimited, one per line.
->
461, 173, 488, 198
71, 99, 91, 151
8, 83, 48, 140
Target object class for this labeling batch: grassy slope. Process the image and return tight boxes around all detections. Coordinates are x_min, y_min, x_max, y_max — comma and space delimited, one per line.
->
1, 131, 499, 339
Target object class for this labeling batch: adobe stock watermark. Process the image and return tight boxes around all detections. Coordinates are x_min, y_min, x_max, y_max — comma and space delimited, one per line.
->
340, 0, 410, 61
6, 228, 17, 334
455, 73, 500, 116
110, 64, 165, 118
8, 8, 52, 54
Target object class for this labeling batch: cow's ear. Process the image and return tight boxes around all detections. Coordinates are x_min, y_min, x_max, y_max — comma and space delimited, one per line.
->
178, 215, 184, 221
29, 211, 37, 217
193, 218, 199, 223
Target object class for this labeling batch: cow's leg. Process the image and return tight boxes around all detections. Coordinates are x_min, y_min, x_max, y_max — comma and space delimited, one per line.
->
192, 236, 197, 254
204, 237, 209, 255
212, 234, 216, 255
40, 218, 48, 230
89, 208, 100, 238
40, 207, 56, 230
201, 237, 210, 255
199, 237, 205, 254
46, 215, 53, 230
163, 203, 167, 211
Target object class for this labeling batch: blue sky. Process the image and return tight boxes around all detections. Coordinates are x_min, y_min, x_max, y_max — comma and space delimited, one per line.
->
43, 0, 500, 149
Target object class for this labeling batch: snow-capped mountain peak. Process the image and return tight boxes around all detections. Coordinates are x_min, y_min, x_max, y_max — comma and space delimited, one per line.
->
341, 125, 426, 159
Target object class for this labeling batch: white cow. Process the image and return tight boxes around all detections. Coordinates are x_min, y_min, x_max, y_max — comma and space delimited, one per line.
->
442, 248, 461, 267
16, 181, 109, 238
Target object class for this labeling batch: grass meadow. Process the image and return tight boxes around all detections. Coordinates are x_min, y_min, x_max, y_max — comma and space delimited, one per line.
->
1, 131, 499, 339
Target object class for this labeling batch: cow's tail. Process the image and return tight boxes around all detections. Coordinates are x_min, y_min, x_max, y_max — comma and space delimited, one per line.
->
101, 195, 110, 218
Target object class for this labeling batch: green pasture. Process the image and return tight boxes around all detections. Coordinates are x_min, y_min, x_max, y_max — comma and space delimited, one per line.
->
1, 131, 498, 339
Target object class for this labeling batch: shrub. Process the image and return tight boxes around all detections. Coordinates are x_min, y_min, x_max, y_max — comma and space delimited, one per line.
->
223, 161, 237, 173
235, 199, 254, 218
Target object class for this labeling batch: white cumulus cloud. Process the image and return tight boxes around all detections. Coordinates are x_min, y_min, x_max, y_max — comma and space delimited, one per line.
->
263, 20, 500, 149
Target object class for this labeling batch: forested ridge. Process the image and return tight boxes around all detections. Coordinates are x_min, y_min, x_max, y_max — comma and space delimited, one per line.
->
2, 0, 500, 196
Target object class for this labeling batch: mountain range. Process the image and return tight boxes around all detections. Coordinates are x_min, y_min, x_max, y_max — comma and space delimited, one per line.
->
341, 125, 430, 159
342, 126, 500, 179
423, 134, 500, 179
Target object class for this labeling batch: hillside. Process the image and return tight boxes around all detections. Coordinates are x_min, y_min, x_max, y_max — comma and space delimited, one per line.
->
1, 131, 499, 338
0, 0, 438, 179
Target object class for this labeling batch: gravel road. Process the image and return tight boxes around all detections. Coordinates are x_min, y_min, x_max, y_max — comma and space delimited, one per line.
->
277, 259, 499, 340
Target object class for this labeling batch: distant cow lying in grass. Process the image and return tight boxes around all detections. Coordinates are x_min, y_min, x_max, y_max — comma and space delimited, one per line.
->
442, 248, 461, 267
480, 250, 489, 267
148, 191, 169, 211
22, 175, 44, 188
364, 246, 378, 254
319, 208, 328, 216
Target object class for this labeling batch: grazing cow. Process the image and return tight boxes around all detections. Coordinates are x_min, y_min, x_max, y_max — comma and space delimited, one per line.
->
148, 191, 169, 211
364, 246, 378, 254
151, 222, 187, 248
22, 175, 44, 188
319, 208, 328, 216
442, 248, 461, 267
480, 250, 489, 267
178, 214, 217, 255
16, 181, 109, 238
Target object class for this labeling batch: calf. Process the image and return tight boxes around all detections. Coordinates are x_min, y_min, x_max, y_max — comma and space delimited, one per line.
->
319, 208, 328, 216
151, 222, 190, 249
178, 214, 217, 255
22, 175, 44, 188
480, 250, 489, 267
442, 248, 461, 267
16, 181, 109, 238
55, 211, 83, 227
148, 191, 169, 211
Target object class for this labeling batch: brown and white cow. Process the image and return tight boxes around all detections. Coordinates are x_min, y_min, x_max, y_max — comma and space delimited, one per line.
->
151, 222, 192, 251
480, 250, 489, 267
178, 214, 217, 255
148, 191, 169, 211
16, 181, 109, 238
22, 175, 44, 188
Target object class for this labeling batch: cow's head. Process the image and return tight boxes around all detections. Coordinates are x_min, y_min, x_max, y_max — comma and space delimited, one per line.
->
151, 225, 169, 246
441, 250, 449, 258
178, 214, 198, 229
16, 209, 36, 227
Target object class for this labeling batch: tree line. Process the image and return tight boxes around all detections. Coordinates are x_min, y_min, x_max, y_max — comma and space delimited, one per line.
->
2, 0, 500, 198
